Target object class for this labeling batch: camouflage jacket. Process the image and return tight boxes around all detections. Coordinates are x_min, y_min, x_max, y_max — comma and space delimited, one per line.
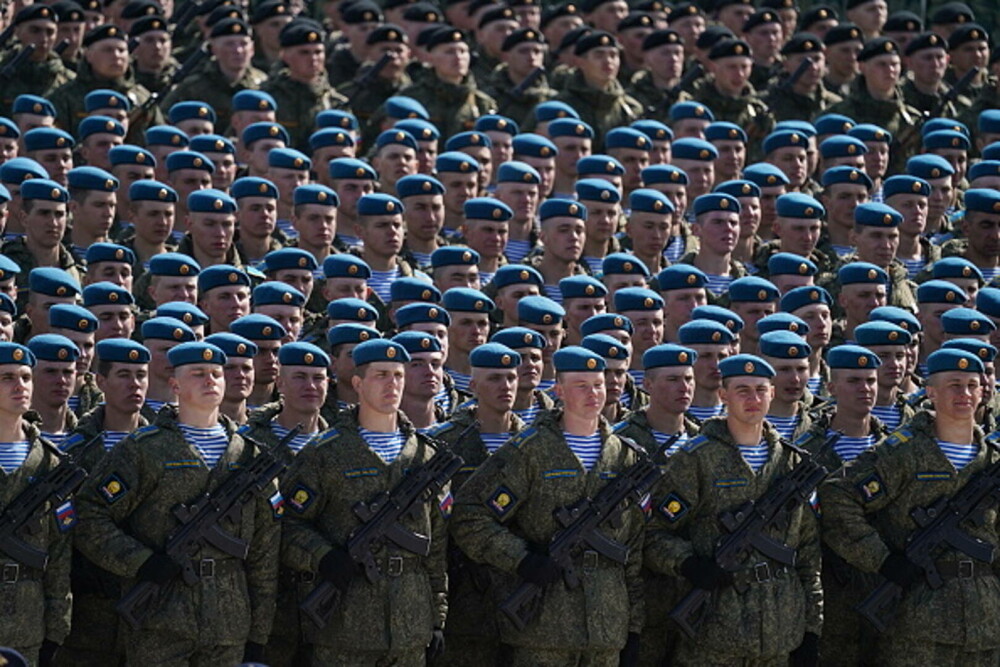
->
261, 69, 350, 152
1, 236, 82, 309
553, 70, 644, 152
162, 58, 269, 134
626, 69, 692, 121
326, 43, 362, 88
690, 77, 774, 161
481, 64, 558, 129
72, 374, 105, 418
761, 77, 843, 123
0, 48, 75, 116
338, 70, 412, 149
398, 72, 498, 140
794, 408, 889, 474
602, 374, 649, 425
239, 400, 328, 466
48, 61, 160, 136
821, 252, 918, 315
612, 409, 701, 463
900, 77, 962, 118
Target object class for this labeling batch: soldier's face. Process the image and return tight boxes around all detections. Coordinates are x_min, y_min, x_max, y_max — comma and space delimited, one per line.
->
356, 214, 404, 258
729, 301, 775, 343
255, 304, 303, 343
92, 305, 135, 342
514, 346, 543, 390
626, 212, 670, 259
556, 370, 606, 420
254, 340, 281, 385
850, 227, 899, 268
274, 269, 314, 302
200, 286, 250, 330
953, 39, 990, 71
564, 297, 606, 337
603, 359, 629, 404
828, 368, 878, 417
277, 364, 329, 411
644, 365, 694, 414
486, 131, 513, 168
869, 345, 906, 390
72, 190, 116, 239
720, 376, 774, 425
747, 22, 782, 60
204, 152, 237, 191
495, 283, 539, 325
962, 212, 1000, 260
33, 360, 76, 409
448, 313, 490, 353
31, 148, 73, 186
283, 43, 326, 81
906, 47, 948, 86
429, 41, 470, 81
86, 38, 129, 78
352, 361, 405, 415
506, 41, 546, 76
689, 344, 730, 391
859, 53, 901, 93
553, 136, 591, 177
237, 196, 277, 239
767, 357, 809, 405
472, 366, 517, 412
796, 304, 831, 348
926, 371, 982, 422
822, 184, 869, 230
323, 277, 365, 302
539, 216, 585, 262
826, 40, 862, 77
403, 352, 442, 401
584, 201, 618, 244
23, 201, 68, 249
0, 364, 32, 416
0, 312, 13, 343
333, 179, 376, 219
441, 173, 479, 216
644, 43, 684, 82
620, 309, 663, 353
292, 203, 337, 251
713, 140, 745, 182
710, 56, 752, 96
926, 177, 955, 222
171, 363, 225, 408
97, 362, 148, 414
463, 219, 507, 259
579, 46, 620, 86
222, 357, 254, 401
663, 289, 707, 328
134, 30, 172, 69
188, 213, 236, 260
693, 210, 739, 257
404, 193, 445, 242
149, 275, 197, 307
15, 19, 57, 54
845, 0, 887, 35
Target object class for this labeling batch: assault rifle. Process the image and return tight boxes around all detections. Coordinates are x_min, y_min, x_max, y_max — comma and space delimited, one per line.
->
652, 62, 703, 115
499, 445, 662, 631
347, 52, 393, 105
0, 44, 34, 80
299, 436, 466, 628
669, 431, 840, 638
54, 38, 69, 56
779, 55, 814, 93
896, 65, 980, 151
116, 425, 301, 629
0, 435, 90, 570
170, 0, 202, 42
510, 66, 545, 98
124, 45, 208, 143
856, 446, 1000, 632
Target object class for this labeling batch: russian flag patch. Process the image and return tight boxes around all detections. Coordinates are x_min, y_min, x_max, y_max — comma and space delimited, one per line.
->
269, 491, 285, 519
439, 491, 454, 518
55, 500, 77, 533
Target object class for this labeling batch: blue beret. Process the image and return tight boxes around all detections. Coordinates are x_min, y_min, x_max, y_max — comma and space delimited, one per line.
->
576, 177, 622, 203
329, 158, 377, 181
96, 338, 150, 364
534, 101, 579, 123
384, 96, 430, 121
167, 341, 226, 367
316, 109, 359, 130
0, 255, 16, 281
693, 305, 744, 332
322, 254, 370, 279
605, 127, 651, 151
293, 184, 338, 207
390, 276, 440, 302
0, 118, 17, 142
263, 248, 318, 275
253, 281, 305, 307
560, 275, 607, 300
977, 287, 1000, 317
933, 257, 983, 282
357, 193, 403, 216
168, 101, 216, 125
309, 128, 355, 151
188, 188, 235, 213
923, 129, 970, 151
814, 114, 856, 135
581, 333, 630, 361
166, 150, 214, 174
553, 346, 606, 372
493, 264, 543, 289
819, 135, 867, 159
78, 116, 125, 139
141, 316, 196, 342
759, 330, 811, 358
926, 348, 984, 374
965, 188, 1000, 214
854, 321, 912, 346
204, 332, 257, 358
678, 320, 735, 345
602, 253, 649, 277
431, 246, 479, 268
577, 155, 624, 177
870, 305, 922, 333
705, 121, 747, 143
475, 114, 519, 135
396, 174, 445, 198
230, 313, 286, 341
0, 342, 33, 366
0, 157, 47, 184
327, 323, 381, 347
923, 118, 969, 136
156, 302, 208, 327
198, 265, 250, 292
21, 179, 68, 202
641, 164, 688, 185
839, 262, 888, 286
827, 344, 881, 369
436, 151, 480, 173
781, 285, 832, 312
189, 134, 235, 156
49, 304, 97, 333
279, 341, 330, 367
149, 252, 199, 277
268, 147, 310, 171
540, 198, 586, 221
693, 193, 740, 216
669, 101, 714, 122
643, 343, 696, 369
774, 120, 817, 137
512, 134, 557, 159
942, 338, 998, 363
12, 95, 55, 118
729, 276, 780, 302
327, 298, 378, 323
442, 287, 494, 312
129, 179, 177, 203
23, 127, 74, 152
232, 89, 278, 112
83, 281, 134, 307
630, 188, 674, 214
714, 180, 761, 199
941, 307, 996, 336
465, 197, 513, 221
968, 160, 1000, 182
757, 312, 810, 336
0, 183, 10, 204
85, 242, 134, 266
242, 122, 289, 147
672, 138, 718, 161
376, 128, 418, 151
763, 129, 809, 155
743, 162, 791, 188
445, 131, 492, 151
657, 264, 707, 291
883, 174, 931, 198
775, 192, 824, 219
581, 313, 633, 337
821, 165, 873, 189
470, 342, 521, 368
396, 302, 450, 327
917, 279, 968, 304
631, 119, 673, 142
906, 154, 954, 180
392, 331, 443, 355
491, 326, 546, 349
518, 295, 564, 324
497, 161, 540, 185
29, 267, 79, 297
980, 110, 1000, 134
719, 353, 775, 378
395, 119, 439, 142
848, 123, 892, 144
67, 166, 117, 191
614, 286, 663, 312
109, 145, 155, 169
353, 339, 410, 365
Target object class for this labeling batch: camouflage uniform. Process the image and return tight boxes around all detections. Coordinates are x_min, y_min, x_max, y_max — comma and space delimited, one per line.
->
279, 407, 448, 666
450, 409, 646, 666
398, 73, 499, 140
0, 236, 82, 308
626, 69, 692, 120
675, 250, 750, 304
72, 374, 104, 418
337, 70, 413, 150
261, 69, 351, 152
470, 52, 501, 88
750, 241, 835, 280
174, 233, 246, 269
644, 416, 823, 665
135, 60, 178, 95
161, 58, 269, 136
481, 65, 558, 128
0, 419, 72, 664
821, 253, 918, 315
0, 49, 75, 116
47, 62, 160, 135
552, 70, 644, 152
819, 410, 1000, 665
900, 78, 963, 118
326, 44, 363, 88
691, 78, 774, 161
761, 77, 842, 123
73, 406, 281, 666
602, 375, 649, 425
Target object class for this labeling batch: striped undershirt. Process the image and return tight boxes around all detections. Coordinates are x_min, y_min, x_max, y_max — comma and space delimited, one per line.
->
368, 268, 400, 303
514, 399, 542, 425
359, 427, 405, 464
738, 439, 770, 473
628, 369, 645, 387
871, 404, 902, 432
481, 432, 511, 453
42, 432, 69, 449
833, 432, 878, 463
582, 256, 604, 274
806, 377, 822, 396
899, 257, 925, 280
145, 399, 174, 414
0, 441, 29, 473
480, 271, 495, 287
620, 391, 631, 409
505, 239, 531, 263
688, 404, 725, 421
271, 422, 316, 453
410, 250, 432, 268
704, 274, 734, 297
564, 432, 602, 471
538, 378, 555, 392
435, 388, 453, 415
447, 369, 472, 393
179, 423, 229, 468
916, 363, 928, 379
337, 233, 363, 249
652, 429, 688, 456
664, 236, 685, 264
871, 186, 884, 203
982, 267, 1000, 283
276, 219, 298, 240
767, 414, 800, 440
938, 440, 978, 470
67, 395, 80, 414
70, 245, 87, 264
543, 284, 563, 304
831, 244, 854, 258
103, 431, 130, 451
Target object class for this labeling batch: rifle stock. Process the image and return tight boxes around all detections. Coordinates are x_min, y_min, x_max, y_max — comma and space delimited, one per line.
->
0, 44, 34, 80
896, 66, 980, 150
780, 56, 813, 92
510, 66, 545, 98
124, 46, 208, 142
347, 52, 392, 105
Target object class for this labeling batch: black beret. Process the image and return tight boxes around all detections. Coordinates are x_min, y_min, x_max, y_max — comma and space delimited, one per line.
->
709, 38, 751, 60
696, 24, 734, 50
210, 17, 250, 38
14, 4, 58, 25
574, 30, 620, 56
478, 5, 517, 29
884, 10, 922, 33
858, 36, 900, 61
342, 0, 383, 24
251, 1, 291, 24
541, 1, 580, 29
667, 2, 704, 24
760, 0, 797, 10
618, 11, 654, 32
823, 21, 863, 46
424, 26, 467, 50
83, 24, 128, 46
903, 31, 946, 56
798, 5, 838, 31
743, 9, 780, 33
121, 0, 162, 20
781, 31, 824, 55
931, 2, 975, 25
502, 27, 545, 51
131, 13, 169, 36
949, 23, 991, 50
557, 26, 591, 54
52, 1, 85, 23
403, 2, 443, 22
642, 28, 682, 52
367, 23, 408, 44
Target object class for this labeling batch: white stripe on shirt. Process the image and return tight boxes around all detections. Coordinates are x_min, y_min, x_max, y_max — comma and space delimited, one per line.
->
564, 432, 602, 471
0, 441, 29, 473
179, 423, 229, 468
359, 427, 405, 464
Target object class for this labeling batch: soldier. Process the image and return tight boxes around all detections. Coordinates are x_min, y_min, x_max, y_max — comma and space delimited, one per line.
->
884, 174, 936, 279
678, 192, 748, 298
397, 174, 447, 268
726, 276, 780, 355
391, 331, 446, 431
190, 135, 237, 193
338, 25, 415, 144
677, 319, 735, 421
901, 32, 959, 117
74, 115, 123, 173
83, 282, 135, 343
511, 133, 557, 199
74, 340, 280, 666
580, 332, 645, 423
764, 33, 842, 123
516, 295, 565, 391
205, 332, 258, 425
549, 120, 594, 201
451, 346, 645, 666
371, 130, 419, 198
280, 338, 448, 665
0, 6, 76, 116
818, 165, 873, 260
130, 14, 174, 95
939, 189, 1000, 283
628, 29, 687, 117
287, 184, 338, 277
490, 264, 542, 328
135, 253, 199, 316
613, 286, 663, 388
321, 323, 381, 418
15, 268, 80, 345
229, 313, 287, 410
267, 149, 311, 239
82, 242, 134, 292
561, 276, 608, 346
855, 321, 917, 432
440, 287, 493, 393
48, 304, 101, 417
490, 326, 555, 424
758, 329, 815, 439
780, 285, 834, 395
599, 254, 650, 310
231, 177, 282, 266
483, 27, 556, 127
353, 192, 419, 302
328, 1, 383, 87
197, 264, 251, 335
26, 334, 79, 449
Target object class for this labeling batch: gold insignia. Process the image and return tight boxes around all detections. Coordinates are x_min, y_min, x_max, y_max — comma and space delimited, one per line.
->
474, 299, 485, 310
733, 44, 744, 54
282, 292, 292, 303
56, 286, 67, 296
744, 361, 754, 373
57, 347, 68, 360
789, 323, 799, 332
429, 307, 439, 318
601, 190, 610, 200
293, 489, 309, 505
609, 347, 619, 357
201, 348, 214, 361
51, 188, 60, 198
193, 157, 203, 167
585, 285, 595, 296
883, 214, 892, 224
699, 149, 710, 159
357, 308, 367, 318
972, 321, 982, 331
849, 28, 858, 38
56, 137, 66, 147
304, 352, 316, 364
128, 349, 140, 361
971, 30, 981, 39
694, 106, 704, 116
653, 200, 664, 211
542, 313, 553, 324
308, 31, 318, 41
959, 357, 969, 369
788, 346, 797, 356
931, 168, 941, 178
228, 272, 238, 283
359, 331, 370, 341
182, 313, 192, 323
767, 175, 777, 184
742, 184, 751, 194
214, 139, 224, 150
495, 492, 511, 507
105, 120, 116, 131
849, 170, 859, 181
78, 318, 88, 329
420, 338, 430, 349
492, 207, 502, 219
847, 144, 857, 154
136, 153, 146, 163
686, 274, 697, 285
810, 290, 819, 300
711, 331, 722, 342
600, 35, 610, 45
586, 357, 598, 369
913, 182, 922, 192
868, 269, 877, 280
318, 191, 328, 202
888, 331, 899, 341
237, 343, 247, 355
109, 292, 119, 303
885, 41, 893, 51
386, 202, 395, 212
569, 204, 579, 215
758, 289, 768, 300
269, 126, 280, 137
678, 351, 688, 362
523, 332, 533, 344
179, 264, 190, 275
11, 348, 23, 361
540, 146, 551, 157
671, 171, 680, 181
946, 291, 956, 302
804, 40, 813, 50
386, 346, 397, 359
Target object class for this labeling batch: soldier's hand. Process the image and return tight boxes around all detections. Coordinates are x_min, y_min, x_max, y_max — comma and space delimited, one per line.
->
878, 551, 924, 590
242, 641, 266, 662
516, 552, 562, 586
136, 553, 182, 585
38, 640, 60, 667
426, 628, 445, 661
790, 632, 819, 667
679, 555, 732, 590
319, 546, 357, 592
618, 632, 640, 667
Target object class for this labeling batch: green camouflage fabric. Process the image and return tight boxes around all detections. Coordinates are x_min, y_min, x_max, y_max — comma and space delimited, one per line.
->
161, 58, 268, 135
819, 410, 1000, 663
450, 409, 645, 655
943, 68, 988, 113
279, 407, 448, 654
551, 70, 644, 152
962, 77, 1000, 136
626, 69, 693, 120
327, 44, 363, 88
0, 418, 72, 663
690, 77, 774, 162
644, 416, 822, 664
73, 406, 281, 658
480, 64, 558, 129
900, 78, 963, 118
47, 61, 160, 136
0, 49, 75, 116
337, 70, 413, 150
1, 236, 82, 309
675, 250, 750, 305
820, 253, 918, 317
72, 374, 104, 419
173, 233, 245, 270
397, 73, 499, 140
470, 52, 501, 88
761, 76, 843, 123
602, 375, 649, 425
134, 60, 178, 96
261, 69, 351, 151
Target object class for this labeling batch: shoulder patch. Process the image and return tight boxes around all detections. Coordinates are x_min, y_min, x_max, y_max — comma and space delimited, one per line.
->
486, 485, 519, 519
314, 427, 340, 446
507, 427, 537, 449
715, 478, 749, 488
682, 435, 709, 452
236, 424, 252, 436
857, 472, 886, 502
269, 491, 285, 519
612, 421, 629, 434
658, 492, 689, 522
884, 429, 912, 448
915, 471, 951, 482
99, 473, 128, 504
794, 431, 814, 447
164, 460, 202, 469
54, 500, 77, 533
439, 490, 454, 518
132, 425, 160, 439
288, 483, 316, 513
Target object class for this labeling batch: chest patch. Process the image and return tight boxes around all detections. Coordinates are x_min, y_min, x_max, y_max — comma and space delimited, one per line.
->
858, 472, 886, 502
99, 473, 128, 504
658, 492, 689, 523
487, 485, 518, 519
288, 483, 316, 513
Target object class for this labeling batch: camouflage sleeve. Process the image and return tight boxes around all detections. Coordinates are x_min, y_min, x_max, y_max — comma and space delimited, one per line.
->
245, 466, 281, 644
450, 442, 533, 574
624, 503, 646, 635
794, 485, 823, 637
43, 511, 72, 644
428, 481, 450, 630
73, 435, 158, 578
280, 443, 335, 572
642, 449, 701, 577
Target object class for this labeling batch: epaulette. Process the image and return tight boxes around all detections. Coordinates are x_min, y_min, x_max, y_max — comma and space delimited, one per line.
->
236, 424, 252, 436
61, 432, 89, 453
906, 388, 927, 407
425, 421, 457, 438
884, 428, 912, 448
682, 434, 709, 452
314, 427, 340, 445
133, 425, 160, 440
793, 430, 815, 448
455, 397, 477, 411
507, 426, 537, 449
